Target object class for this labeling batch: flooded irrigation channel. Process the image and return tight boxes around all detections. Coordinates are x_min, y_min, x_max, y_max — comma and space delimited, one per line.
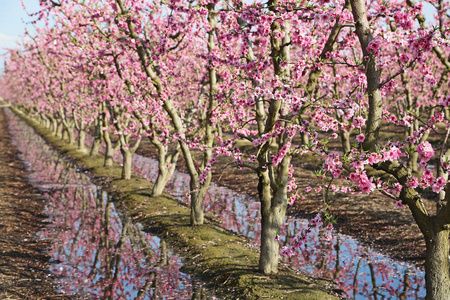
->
6, 107, 426, 299
5, 109, 213, 299
131, 153, 426, 299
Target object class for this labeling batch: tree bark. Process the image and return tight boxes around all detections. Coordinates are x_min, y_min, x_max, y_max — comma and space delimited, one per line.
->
151, 145, 180, 197
258, 170, 288, 274
66, 125, 75, 145
78, 129, 86, 151
120, 147, 132, 180
425, 225, 450, 300
90, 118, 103, 157
350, 0, 383, 152
56, 122, 64, 139
340, 130, 351, 154
104, 130, 115, 167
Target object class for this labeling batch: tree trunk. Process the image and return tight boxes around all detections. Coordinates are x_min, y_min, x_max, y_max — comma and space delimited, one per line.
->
78, 129, 86, 151
104, 131, 115, 167
340, 130, 351, 154
50, 117, 58, 135
425, 227, 450, 300
90, 118, 103, 157
258, 171, 287, 274
62, 128, 68, 141
150, 141, 180, 197
120, 147, 132, 180
66, 125, 75, 145
151, 152, 179, 197
408, 150, 419, 173
190, 188, 204, 226
57, 122, 64, 139
152, 164, 170, 196
90, 138, 102, 157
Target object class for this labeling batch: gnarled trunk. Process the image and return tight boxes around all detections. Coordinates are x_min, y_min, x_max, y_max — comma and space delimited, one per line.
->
56, 122, 64, 139
104, 130, 115, 167
90, 137, 102, 157
50, 117, 58, 135
152, 149, 180, 197
66, 125, 75, 145
190, 183, 204, 226
147, 134, 180, 197
340, 130, 351, 154
258, 171, 288, 274
78, 129, 86, 151
152, 164, 170, 196
425, 227, 450, 300
120, 147, 132, 180
90, 119, 103, 157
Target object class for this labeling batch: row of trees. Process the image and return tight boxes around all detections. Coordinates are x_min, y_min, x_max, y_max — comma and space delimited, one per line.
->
1, 0, 449, 298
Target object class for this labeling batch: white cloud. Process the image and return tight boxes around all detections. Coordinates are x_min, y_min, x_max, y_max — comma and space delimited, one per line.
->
0, 33, 21, 51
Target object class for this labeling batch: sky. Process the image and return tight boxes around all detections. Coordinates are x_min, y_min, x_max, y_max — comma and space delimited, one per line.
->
0, 0, 41, 69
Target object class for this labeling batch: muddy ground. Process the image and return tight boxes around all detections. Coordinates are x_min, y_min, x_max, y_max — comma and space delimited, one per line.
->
135, 131, 430, 267
0, 104, 430, 298
0, 109, 70, 299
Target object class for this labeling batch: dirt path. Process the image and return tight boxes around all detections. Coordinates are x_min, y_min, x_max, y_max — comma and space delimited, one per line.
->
0, 109, 69, 299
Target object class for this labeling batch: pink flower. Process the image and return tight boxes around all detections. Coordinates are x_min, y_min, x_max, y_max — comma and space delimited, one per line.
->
349, 173, 360, 182
356, 134, 365, 143
417, 141, 434, 162
394, 200, 404, 208
407, 176, 419, 188
432, 184, 443, 193
435, 177, 446, 188
367, 39, 381, 56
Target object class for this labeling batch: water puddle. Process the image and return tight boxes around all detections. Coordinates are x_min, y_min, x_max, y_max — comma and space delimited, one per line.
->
5, 109, 212, 299
130, 151, 426, 299
6, 108, 425, 299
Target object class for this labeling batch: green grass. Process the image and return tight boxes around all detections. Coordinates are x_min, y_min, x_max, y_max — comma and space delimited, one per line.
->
14, 108, 340, 300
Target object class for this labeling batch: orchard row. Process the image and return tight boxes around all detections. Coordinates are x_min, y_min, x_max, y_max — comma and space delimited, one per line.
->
1, 0, 449, 298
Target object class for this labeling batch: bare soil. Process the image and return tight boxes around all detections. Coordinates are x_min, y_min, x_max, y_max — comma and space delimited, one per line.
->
0, 109, 70, 299
135, 130, 430, 267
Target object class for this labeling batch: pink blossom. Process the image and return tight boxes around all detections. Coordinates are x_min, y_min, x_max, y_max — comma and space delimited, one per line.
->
407, 176, 419, 188
435, 177, 446, 188
432, 184, 443, 193
394, 200, 404, 208
356, 134, 365, 143
366, 39, 381, 56
417, 141, 434, 162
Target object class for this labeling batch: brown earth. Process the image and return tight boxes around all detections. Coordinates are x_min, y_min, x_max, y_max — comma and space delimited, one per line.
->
0, 102, 428, 299
135, 129, 432, 268
0, 109, 70, 299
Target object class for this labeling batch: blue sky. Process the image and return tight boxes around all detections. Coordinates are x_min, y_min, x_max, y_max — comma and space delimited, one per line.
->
0, 0, 41, 68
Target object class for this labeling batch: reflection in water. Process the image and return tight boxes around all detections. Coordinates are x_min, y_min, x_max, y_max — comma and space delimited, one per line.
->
130, 151, 426, 299
6, 109, 212, 299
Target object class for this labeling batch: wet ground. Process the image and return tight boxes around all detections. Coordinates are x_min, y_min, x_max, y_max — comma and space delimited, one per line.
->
0, 109, 70, 299
0, 104, 429, 299
4, 109, 216, 299
135, 129, 428, 266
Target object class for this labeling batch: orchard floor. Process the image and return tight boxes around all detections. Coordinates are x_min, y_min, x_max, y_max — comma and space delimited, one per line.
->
135, 133, 431, 267
0, 110, 69, 299
0, 104, 429, 298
